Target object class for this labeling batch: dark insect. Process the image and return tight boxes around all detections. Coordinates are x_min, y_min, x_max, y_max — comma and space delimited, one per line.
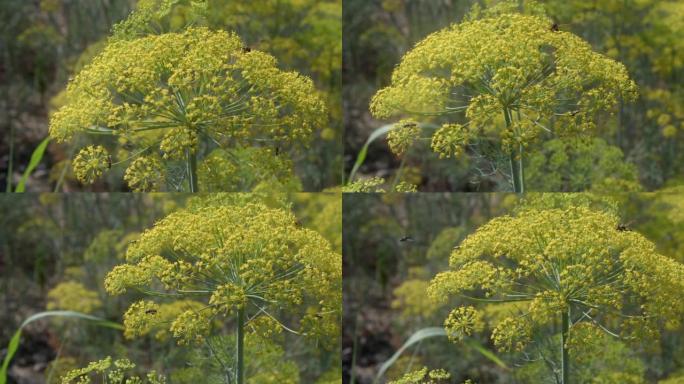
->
315, 314, 323, 319
242, 47, 252, 53
145, 309, 158, 315
403, 122, 417, 127
550, 23, 560, 32
106, 156, 112, 169
399, 236, 414, 242
616, 221, 634, 231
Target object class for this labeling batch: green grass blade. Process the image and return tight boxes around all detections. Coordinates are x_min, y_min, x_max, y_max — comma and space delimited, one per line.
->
464, 338, 508, 369
15, 137, 50, 193
374, 327, 446, 383
347, 124, 395, 183
0, 310, 123, 384
373, 327, 507, 383
0, 332, 21, 384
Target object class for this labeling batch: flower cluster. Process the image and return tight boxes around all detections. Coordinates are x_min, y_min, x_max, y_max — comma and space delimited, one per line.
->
104, 200, 341, 348
429, 200, 684, 353
525, 138, 640, 192
71, 145, 111, 184
197, 147, 300, 192
60, 356, 166, 384
123, 156, 165, 192
47, 281, 102, 314
388, 367, 451, 384
342, 177, 386, 193
50, 26, 326, 190
430, 124, 468, 159
371, 12, 638, 155
444, 306, 484, 342
343, 177, 418, 193
387, 119, 421, 155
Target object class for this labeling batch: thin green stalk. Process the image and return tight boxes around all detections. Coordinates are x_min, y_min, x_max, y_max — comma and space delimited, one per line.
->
561, 309, 570, 384
186, 149, 199, 192
503, 108, 523, 193
236, 307, 245, 384
391, 147, 410, 191
5, 124, 14, 192
518, 142, 525, 193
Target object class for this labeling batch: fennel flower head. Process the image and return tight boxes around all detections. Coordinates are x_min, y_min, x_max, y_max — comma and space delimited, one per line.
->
47, 281, 102, 314
50, 26, 326, 190
428, 203, 684, 353
61, 356, 166, 384
104, 201, 341, 348
388, 367, 451, 384
371, 12, 638, 158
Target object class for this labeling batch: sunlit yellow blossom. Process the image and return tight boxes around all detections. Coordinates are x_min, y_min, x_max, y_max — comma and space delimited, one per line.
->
60, 356, 166, 384
105, 200, 341, 348
431, 123, 468, 159
525, 138, 641, 192
387, 119, 421, 155
50, 26, 326, 191
429, 198, 684, 357
394, 181, 418, 193
197, 147, 300, 192
444, 306, 484, 342
170, 309, 212, 346
342, 177, 386, 193
123, 156, 165, 192
370, 11, 637, 190
388, 367, 451, 384
72, 145, 110, 184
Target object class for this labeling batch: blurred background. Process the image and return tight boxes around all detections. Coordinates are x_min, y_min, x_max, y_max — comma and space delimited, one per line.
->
0, 192, 341, 384
342, 191, 684, 383
343, 0, 684, 191
0, 0, 342, 192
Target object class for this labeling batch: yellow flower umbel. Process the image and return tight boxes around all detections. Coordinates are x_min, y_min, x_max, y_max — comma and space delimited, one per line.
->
428, 201, 684, 382
50, 26, 326, 191
370, 10, 637, 192
104, 200, 341, 384
47, 281, 102, 314
60, 356, 166, 384
388, 367, 451, 384
71, 145, 111, 185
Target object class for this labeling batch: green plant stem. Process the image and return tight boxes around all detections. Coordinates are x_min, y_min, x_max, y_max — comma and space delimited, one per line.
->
503, 108, 524, 193
186, 149, 198, 192
518, 142, 525, 193
561, 309, 570, 384
236, 307, 245, 384
5, 124, 14, 192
